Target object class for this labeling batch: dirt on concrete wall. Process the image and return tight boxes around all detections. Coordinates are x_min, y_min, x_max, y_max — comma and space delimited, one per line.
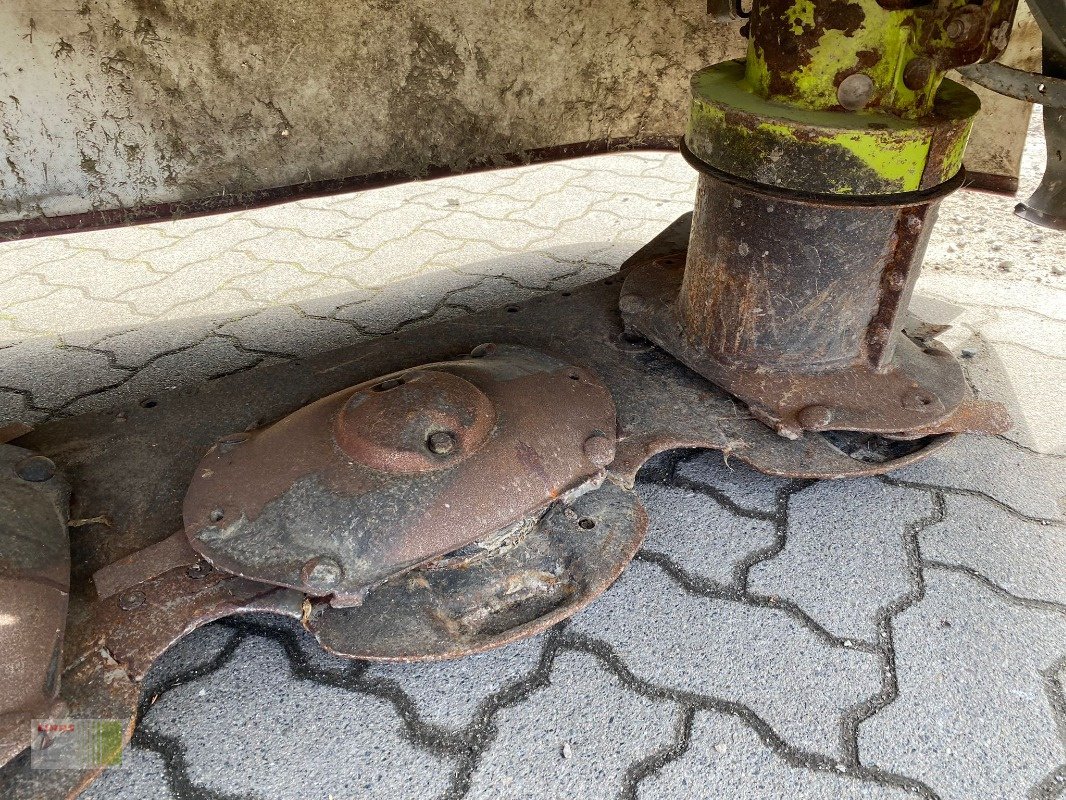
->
0, 1, 1037, 225
0, 0, 745, 223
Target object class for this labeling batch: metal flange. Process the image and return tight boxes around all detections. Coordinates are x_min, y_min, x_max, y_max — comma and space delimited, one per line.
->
0, 445, 71, 765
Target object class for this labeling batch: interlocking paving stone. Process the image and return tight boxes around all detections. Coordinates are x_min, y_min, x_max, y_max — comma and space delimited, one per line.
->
332, 269, 495, 334
568, 559, 882, 759
636, 481, 776, 590
921, 493, 1066, 606
748, 481, 930, 643
81, 748, 175, 800
365, 635, 546, 733
891, 434, 1066, 521
136, 220, 275, 272
113, 252, 269, 318
0, 387, 40, 428
140, 623, 239, 699
217, 307, 368, 357
966, 339, 1066, 457
136, 635, 454, 799
63, 336, 262, 416
672, 452, 789, 515
65, 318, 218, 368
639, 711, 910, 800
0, 339, 128, 412
464, 650, 681, 800
3, 286, 151, 340
912, 273, 1066, 456
858, 569, 1066, 800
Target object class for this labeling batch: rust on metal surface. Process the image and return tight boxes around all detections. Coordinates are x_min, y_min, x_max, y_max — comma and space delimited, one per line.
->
92, 530, 200, 600
0, 216, 971, 798
0, 445, 70, 765
622, 165, 1008, 442
309, 481, 647, 661
183, 346, 617, 606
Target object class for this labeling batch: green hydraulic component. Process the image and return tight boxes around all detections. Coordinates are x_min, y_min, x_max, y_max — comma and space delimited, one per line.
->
689, 0, 1020, 195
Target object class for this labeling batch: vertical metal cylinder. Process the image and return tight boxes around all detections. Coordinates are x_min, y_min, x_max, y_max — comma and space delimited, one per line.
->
677, 168, 943, 373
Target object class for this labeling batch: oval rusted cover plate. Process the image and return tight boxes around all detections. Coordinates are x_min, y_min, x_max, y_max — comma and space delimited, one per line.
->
183, 345, 616, 605
306, 480, 646, 661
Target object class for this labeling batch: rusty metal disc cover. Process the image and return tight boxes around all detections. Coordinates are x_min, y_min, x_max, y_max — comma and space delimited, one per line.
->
306, 480, 646, 661
183, 345, 617, 606
0, 445, 71, 762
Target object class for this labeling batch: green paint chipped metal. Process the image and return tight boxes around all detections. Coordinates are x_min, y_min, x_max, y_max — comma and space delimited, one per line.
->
744, 0, 1017, 117
686, 60, 979, 195
691, 0, 1019, 195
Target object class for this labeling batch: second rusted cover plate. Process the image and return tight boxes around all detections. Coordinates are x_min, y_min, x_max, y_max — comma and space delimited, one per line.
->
183, 345, 617, 606
307, 481, 646, 661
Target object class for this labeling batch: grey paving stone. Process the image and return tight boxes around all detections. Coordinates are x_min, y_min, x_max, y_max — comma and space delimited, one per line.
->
63, 336, 262, 415
569, 559, 882, 759
639, 711, 910, 800
333, 269, 476, 334
366, 634, 546, 732
0, 338, 129, 412
858, 569, 1066, 800
891, 434, 1066, 521
673, 451, 789, 514
465, 650, 680, 800
141, 622, 238, 699
636, 481, 776, 589
81, 747, 175, 800
240, 613, 371, 676
76, 318, 218, 368
748, 480, 930, 643
921, 493, 1066, 606
0, 386, 43, 429
293, 283, 377, 317
217, 306, 368, 357
444, 275, 549, 310
140, 636, 453, 800
964, 338, 1066, 457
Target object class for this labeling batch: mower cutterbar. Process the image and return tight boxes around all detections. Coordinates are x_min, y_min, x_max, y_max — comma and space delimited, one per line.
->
0, 1, 1025, 794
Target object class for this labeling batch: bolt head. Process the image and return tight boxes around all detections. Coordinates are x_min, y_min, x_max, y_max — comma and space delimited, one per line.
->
15, 455, 55, 483
582, 433, 614, 467
427, 431, 456, 455
945, 17, 968, 40
837, 73, 875, 111
902, 390, 936, 411
797, 405, 834, 430
186, 562, 213, 580
903, 58, 933, 91
303, 557, 344, 593
119, 590, 145, 611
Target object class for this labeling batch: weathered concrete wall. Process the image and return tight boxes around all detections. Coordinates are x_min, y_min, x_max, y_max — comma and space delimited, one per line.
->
0, 0, 745, 223
0, 1, 1038, 225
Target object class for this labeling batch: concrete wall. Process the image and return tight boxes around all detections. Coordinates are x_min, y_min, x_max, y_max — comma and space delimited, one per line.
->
0, 0, 745, 223
0, 1, 1039, 226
